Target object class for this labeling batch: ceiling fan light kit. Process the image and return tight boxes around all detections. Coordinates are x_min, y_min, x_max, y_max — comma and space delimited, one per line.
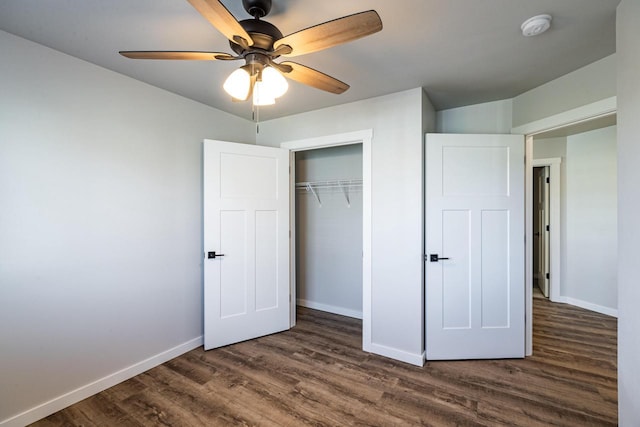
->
223, 67, 251, 100
119, 0, 383, 108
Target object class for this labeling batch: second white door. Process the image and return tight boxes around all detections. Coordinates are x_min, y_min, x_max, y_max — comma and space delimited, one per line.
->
425, 133, 525, 360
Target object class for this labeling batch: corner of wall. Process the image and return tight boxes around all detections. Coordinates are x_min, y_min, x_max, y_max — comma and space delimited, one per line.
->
421, 89, 437, 134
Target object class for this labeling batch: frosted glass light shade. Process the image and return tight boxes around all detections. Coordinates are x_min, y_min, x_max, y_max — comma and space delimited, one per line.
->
261, 67, 288, 99
253, 81, 275, 106
223, 68, 251, 100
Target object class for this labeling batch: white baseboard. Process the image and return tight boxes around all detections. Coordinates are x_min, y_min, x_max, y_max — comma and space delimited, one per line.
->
369, 343, 425, 367
1, 336, 203, 427
558, 296, 618, 318
297, 299, 363, 319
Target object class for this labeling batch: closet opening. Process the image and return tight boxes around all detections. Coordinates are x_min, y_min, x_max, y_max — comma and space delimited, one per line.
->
281, 129, 373, 351
294, 144, 364, 321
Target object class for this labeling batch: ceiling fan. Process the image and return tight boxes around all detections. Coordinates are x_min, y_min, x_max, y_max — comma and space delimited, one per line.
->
120, 0, 383, 106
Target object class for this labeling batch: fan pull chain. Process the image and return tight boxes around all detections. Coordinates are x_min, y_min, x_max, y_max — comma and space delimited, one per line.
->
253, 103, 260, 134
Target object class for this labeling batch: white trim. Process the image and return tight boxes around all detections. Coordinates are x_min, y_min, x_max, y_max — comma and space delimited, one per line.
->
0, 336, 203, 427
369, 343, 425, 367
297, 299, 363, 320
525, 136, 534, 356
281, 129, 372, 151
511, 96, 617, 136
555, 297, 618, 318
288, 150, 297, 328
532, 158, 562, 304
281, 129, 373, 354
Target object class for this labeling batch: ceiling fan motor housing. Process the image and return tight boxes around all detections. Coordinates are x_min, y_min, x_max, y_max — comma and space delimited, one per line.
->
230, 18, 283, 54
242, 0, 272, 18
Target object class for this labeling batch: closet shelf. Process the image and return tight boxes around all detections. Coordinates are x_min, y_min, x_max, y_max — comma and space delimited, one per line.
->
295, 179, 363, 207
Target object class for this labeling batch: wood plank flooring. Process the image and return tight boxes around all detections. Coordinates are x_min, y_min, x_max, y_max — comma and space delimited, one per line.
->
32, 296, 617, 426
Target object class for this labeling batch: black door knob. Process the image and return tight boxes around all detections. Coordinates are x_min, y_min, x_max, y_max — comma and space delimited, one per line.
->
429, 254, 450, 262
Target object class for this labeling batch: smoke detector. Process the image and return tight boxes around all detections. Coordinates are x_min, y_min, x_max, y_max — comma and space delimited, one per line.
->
521, 14, 552, 37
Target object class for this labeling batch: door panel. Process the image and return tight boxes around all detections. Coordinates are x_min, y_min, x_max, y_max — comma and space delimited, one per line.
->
426, 133, 524, 360
255, 210, 278, 311
204, 140, 290, 349
442, 146, 509, 196
220, 210, 247, 318
480, 209, 509, 327
442, 209, 471, 329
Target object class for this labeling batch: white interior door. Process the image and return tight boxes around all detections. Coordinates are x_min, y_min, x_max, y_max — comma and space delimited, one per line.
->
533, 168, 543, 283
541, 166, 550, 298
533, 166, 550, 297
425, 133, 524, 360
203, 139, 290, 349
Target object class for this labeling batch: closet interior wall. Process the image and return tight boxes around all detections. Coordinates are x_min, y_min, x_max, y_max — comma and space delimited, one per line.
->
295, 144, 363, 319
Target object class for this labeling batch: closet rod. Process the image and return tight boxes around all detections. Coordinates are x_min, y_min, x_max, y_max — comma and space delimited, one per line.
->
295, 179, 362, 207
294, 179, 363, 190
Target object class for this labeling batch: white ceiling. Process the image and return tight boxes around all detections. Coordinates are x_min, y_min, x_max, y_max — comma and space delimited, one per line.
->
0, 0, 620, 121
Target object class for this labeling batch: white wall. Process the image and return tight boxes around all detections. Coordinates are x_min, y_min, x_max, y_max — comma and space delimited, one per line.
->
257, 88, 434, 364
565, 126, 617, 312
512, 55, 617, 128
0, 31, 254, 425
533, 137, 567, 160
295, 145, 363, 318
437, 99, 513, 134
616, 1, 640, 423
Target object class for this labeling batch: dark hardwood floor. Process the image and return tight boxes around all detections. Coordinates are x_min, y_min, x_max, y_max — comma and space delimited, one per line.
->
32, 296, 617, 426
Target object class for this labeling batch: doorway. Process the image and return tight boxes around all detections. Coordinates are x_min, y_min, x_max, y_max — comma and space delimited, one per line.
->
532, 166, 550, 298
281, 129, 373, 352
523, 111, 618, 355
294, 144, 363, 319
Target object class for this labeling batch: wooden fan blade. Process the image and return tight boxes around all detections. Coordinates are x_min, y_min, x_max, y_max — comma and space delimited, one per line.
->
273, 10, 382, 57
119, 51, 238, 60
186, 0, 253, 48
278, 62, 349, 94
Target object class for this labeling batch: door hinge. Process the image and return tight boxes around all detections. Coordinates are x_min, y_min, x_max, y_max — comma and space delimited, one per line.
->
546, 272, 550, 279
546, 225, 550, 231
546, 177, 550, 184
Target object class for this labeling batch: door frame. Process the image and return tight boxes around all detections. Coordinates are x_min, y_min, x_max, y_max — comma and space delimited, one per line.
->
281, 129, 373, 352
532, 159, 561, 303
513, 96, 616, 356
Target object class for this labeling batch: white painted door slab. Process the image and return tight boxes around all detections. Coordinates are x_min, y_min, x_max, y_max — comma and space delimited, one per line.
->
542, 166, 550, 298
425, 134, 524, 360
203, 140, 290, 349
534, 166, 550, 298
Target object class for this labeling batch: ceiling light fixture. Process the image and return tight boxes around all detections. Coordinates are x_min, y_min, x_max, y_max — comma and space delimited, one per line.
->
222, 54, 288, 106
223, 66, 251, 100
521, 14, 552, 37
120, 0, 382, 112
